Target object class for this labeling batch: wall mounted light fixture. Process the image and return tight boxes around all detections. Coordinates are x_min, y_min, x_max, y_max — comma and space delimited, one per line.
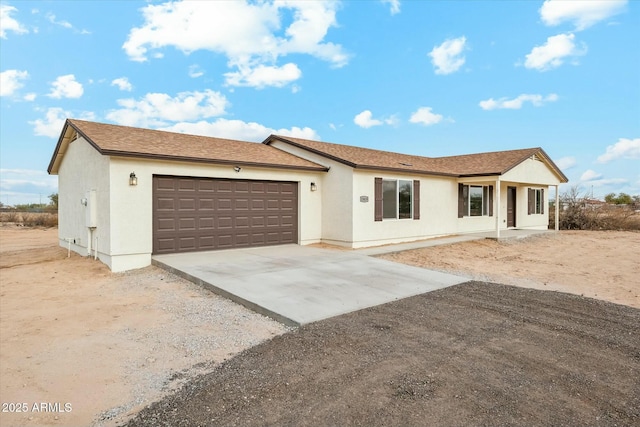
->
310, 182, 317, 191
129, 172, 138, 186
233, 166, 242, 173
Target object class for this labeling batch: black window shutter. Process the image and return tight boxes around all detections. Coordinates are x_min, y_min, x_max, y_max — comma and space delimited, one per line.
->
374, 177, 383, 221
528, 188, 534, 215
413, 180, 420, 220
488, 185, 494, 216
541, 188, 545, 214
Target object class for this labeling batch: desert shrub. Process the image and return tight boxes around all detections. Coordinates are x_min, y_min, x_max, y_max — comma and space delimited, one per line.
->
0, 211, 58, 227
22, 213, 58, 227
550, 186, 640, 231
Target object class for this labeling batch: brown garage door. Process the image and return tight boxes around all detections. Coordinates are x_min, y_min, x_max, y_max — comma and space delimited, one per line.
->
153, 176, 298, 254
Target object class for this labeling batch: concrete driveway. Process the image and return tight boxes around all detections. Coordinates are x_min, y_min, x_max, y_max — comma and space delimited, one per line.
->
153, 245, 468, 326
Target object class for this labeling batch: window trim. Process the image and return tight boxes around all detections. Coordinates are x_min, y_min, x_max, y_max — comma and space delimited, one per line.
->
375, 178, 420, 221
458, 184, 493, 218
528, 188, 545, 215
382, 178, 412, 220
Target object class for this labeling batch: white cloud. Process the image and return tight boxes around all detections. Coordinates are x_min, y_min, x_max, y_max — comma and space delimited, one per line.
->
428, 36, 467, 75
409, 107, 444, 126
0, 69, 29, 96
24, 93, 36, 101
382, 0, 401, 15
479, 93, 559, 110
524, 33, 586, 71
555, 156, 576, 171
111, 77, 133, 91
0, 4, 28, 38
354, 110, 382, 128
30, 107, 95, 138
224, 63, 302, 88
188, 65, 204, 78
540, 0, 627, 31
47, 74, 84, 99
106, 89, 229, 128
580, 169, 602, 181
160, 118, 319, 142
0, 169, 59, 206
46, 12, 90, 34
122, 1, 347, 88
46, 13, 71, 29
596, 138, 640, 163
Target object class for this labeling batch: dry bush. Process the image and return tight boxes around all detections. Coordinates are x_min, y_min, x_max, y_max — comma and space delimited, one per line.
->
0, 212, 58, 228
549, 186, 640, 231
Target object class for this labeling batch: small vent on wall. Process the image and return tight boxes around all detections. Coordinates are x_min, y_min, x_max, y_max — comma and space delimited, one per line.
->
531, 154, 542, 162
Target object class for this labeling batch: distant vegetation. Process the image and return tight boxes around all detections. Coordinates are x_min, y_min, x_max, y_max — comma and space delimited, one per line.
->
550, 187, 640, 231
0, 193, 58, 227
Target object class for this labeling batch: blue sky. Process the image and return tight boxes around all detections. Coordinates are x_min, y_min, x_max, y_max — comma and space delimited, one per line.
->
1, 0, 638, 206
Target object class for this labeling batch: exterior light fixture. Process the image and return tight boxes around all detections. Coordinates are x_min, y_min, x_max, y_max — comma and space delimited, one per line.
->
129, 172, 138, 186
234, 166, 242, 173
310, 182, 317, 191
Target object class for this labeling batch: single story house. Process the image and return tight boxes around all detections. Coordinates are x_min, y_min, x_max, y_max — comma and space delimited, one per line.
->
48, 119, 568, 272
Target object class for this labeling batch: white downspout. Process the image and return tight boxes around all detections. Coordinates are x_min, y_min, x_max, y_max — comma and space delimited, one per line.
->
94, 235, 98, 260
87, 228, 92, 256
555, 185, 560, 232
495, 178, 501, 238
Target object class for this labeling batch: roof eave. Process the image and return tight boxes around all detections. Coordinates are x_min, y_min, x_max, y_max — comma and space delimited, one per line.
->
353, 164, 459, 177
265, 135, 358, 168
105, 150, 329, 172
499, 147, 568, 183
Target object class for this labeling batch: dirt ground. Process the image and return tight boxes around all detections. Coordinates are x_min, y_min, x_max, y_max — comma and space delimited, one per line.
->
127, 282, 640, 426
380, 230, 640, 309
0, 226, 288, 427
1, 227, 639, 426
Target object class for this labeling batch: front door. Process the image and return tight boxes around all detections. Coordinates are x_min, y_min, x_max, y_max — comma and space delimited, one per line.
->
507, 186, 516, 227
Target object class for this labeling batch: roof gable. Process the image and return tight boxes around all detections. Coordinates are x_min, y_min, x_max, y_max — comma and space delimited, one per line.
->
265, 135, 568, 182
48, 119, 328, 174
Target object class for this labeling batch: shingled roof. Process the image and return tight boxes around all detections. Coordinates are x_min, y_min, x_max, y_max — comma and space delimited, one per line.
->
265, 135, 568, 182
48, 119, 328, 174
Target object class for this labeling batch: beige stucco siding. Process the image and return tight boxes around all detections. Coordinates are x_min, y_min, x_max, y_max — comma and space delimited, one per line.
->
502, 157, 562, 185
57, 136, 110, 258
267, 140, 354, 245
351, 171, 459, 248
107, 157, 325, 271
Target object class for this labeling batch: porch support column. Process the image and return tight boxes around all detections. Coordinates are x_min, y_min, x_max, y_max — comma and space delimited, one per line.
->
495, 178, 501, 238
555, 185, 559, 231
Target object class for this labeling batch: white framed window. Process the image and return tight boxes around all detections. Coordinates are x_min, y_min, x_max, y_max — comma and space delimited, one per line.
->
458, 184, 493, 217
528, 188, 544, 215
382, 179, 413, 219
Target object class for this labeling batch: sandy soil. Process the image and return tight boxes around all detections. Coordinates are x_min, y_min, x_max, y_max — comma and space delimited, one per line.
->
0, 226, 288, 427
380, 230, 640, 309
1, 227, 638, 426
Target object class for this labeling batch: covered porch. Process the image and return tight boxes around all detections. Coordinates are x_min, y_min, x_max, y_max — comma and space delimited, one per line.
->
457, 175, 561, 239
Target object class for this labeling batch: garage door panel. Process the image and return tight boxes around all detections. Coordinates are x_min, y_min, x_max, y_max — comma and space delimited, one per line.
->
199, 236, 215, 250
157, 218, 176, 231
234, 199, 249, 210
199, 217, 214, 229
178, 237, 196, 251
156, 177, 176, 191
157, 198, 175, 210
154, 176, 298, 254
199, 198, 214, 210
179, 179, 196, 191
199, 180, 215, 192
218, 199, 232, 210
217, 181, 233, 192
179, 218, 196, 231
